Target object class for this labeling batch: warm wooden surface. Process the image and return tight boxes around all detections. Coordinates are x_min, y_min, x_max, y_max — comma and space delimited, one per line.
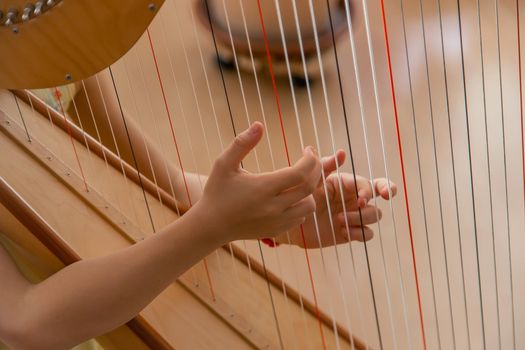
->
0, 0, 163, 89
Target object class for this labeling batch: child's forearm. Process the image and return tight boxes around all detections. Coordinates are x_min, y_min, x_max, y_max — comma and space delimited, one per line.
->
13, 205, 218, 350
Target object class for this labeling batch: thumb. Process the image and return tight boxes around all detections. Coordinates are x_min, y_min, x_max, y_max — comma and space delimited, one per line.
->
221, 122, 264, 169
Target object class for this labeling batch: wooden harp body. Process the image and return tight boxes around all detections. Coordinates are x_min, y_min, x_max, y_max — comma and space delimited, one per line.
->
1, 0, 525, 349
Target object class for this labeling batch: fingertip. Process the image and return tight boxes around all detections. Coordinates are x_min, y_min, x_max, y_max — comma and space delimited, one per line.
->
357, 196, 368, 208
305, 145, 317, 156
350, 227, 374, 242
380, 187, 390, 199
336, 149, 346, 162
249, 121, 263, 135
390, 183, 398, 197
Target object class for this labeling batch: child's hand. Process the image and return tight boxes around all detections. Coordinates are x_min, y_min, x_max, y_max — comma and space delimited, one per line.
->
277, 150, 397, 248
193, 122, 322, 245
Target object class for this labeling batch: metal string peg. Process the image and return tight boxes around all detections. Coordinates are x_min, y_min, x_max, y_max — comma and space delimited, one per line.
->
22, 4, 35, 21
4, 9, 18, 26
34, 1, 46, 16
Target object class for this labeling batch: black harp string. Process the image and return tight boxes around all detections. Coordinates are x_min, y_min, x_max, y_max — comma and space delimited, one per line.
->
218, 2, 306, 345
435, 0, 472, 347
120, 55, 171, 226
397, 0, 450, 347
455, 0, 487, 348
323, 1, 384, 348
12, 92, 31, 142
202, 1, 285, 348
91, 74, 149, 233
277, 0, 357, 345
131, 48, 207, 287
339, 0, 386, 348
271, 0, 360, 346
235, 0, 312, 341
494, 0, 516, 347
473, 0, 502, 347
303, 0, 397, 348
416, 0, 461, 347
167, 0, 265, 295
108, 67, 157, 233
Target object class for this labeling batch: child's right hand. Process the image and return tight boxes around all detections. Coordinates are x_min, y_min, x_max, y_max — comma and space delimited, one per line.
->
193, 122, 321, 245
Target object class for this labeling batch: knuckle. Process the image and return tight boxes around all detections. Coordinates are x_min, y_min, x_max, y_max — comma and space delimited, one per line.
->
306, 180, 317, 193
214, 155, 227, 169
233, 134, 248, 148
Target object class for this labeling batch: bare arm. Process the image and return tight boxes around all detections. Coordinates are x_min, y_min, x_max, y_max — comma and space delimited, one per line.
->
0, 207, 216, 350
0, 123, 320, 350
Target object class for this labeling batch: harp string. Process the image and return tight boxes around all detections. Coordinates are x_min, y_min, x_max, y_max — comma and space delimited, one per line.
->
518, 0, 525, 231
253, 1, 330, 348
397, 0, 455, 347
107, 68, 157, 232
164, 0, 268, 289
201, 1, 286, 347
168, 3, 241, 281
415, 0, 464, 347
375, 0, 429, 348
455, 0, 488, 347
24, 90, 37, 136
91, 74, 149, 234
395, 0, 445, 347
473, 0, 503, 346
296, 2, 378, 348
312, 0, 414, 347
284, 0, 381, 347
494, 0, 515, 347
217, 2, 305, 346
271, 0, 354, 345
340, 1, 392, 347
67, 85, 113, 214
53, 87, 89, 192
515, 0, 523, 347
130, 49, 205, 285
78, 80, 127, 216
187, 3, 253, 280
119, 55, 172, 227
12, 92, 31, 142
235, 0, 312, 340
144, 29, 216, 301
434, 0, 472, 347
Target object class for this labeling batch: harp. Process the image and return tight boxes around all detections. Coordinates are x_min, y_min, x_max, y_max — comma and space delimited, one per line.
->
0, 0, 523, 349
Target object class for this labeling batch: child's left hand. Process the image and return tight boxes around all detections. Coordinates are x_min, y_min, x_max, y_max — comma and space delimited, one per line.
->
274, 150, 397, 248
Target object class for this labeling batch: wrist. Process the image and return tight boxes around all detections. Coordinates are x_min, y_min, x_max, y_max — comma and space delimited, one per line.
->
183, 200, 230, 248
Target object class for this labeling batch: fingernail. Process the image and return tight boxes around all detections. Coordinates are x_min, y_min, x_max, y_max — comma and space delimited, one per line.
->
249, 122, 260, 134
307, 146, 317, 156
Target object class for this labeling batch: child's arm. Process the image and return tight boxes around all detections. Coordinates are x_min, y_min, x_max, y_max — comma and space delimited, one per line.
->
72, 72, 396, 247
0, 122, 320, 349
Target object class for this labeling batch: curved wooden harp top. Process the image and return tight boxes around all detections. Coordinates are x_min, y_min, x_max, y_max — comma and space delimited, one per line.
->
0, 0, 163, 89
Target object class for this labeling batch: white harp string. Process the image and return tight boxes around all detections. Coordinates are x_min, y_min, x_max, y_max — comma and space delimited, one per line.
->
217, 2, 303, 347
494, 0, 516, 347
235, 0, 312, 341
435, 0, 472, 347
